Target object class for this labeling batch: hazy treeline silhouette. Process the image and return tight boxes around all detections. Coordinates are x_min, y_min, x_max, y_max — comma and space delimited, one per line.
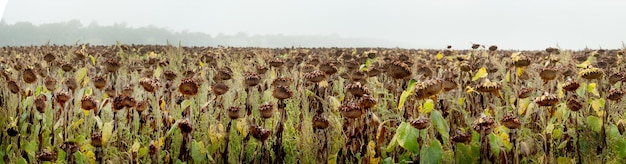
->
0, 20, 401, 47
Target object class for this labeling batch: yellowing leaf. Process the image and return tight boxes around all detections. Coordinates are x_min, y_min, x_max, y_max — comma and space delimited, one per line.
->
516, 67, 525, 77
130, 140, 141, 152
89, 55, 96, 65
457, 98, 465, 106
154, 66, 162, 79
209, 124, 224, 144
236, 119, 248, 137
71, 118, 84, 129
505, 70, 511, 83
75, 68, 88, 84
83, 150, 96, 164
422, 99, 435, 114
102, 122, 114, 143
472, 67, 488, 81
591, 98, 605, 117
436, 53, 443, 59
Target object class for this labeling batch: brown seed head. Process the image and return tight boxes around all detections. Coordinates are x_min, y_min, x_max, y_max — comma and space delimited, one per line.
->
386, 61, 412, 79
472, 114, 495, 133
178, 119, 193, 133
227, 106, 242, 119
244, 73, 263, 87
55, 90, 71, 105
178, 78, 199, 96
534, 92, 559, 107
258, 103, 275, 119
500, 114, 521, 129
579, 67, 603, 80
304, 70, 326, 83
81, 96, 97, 111
211, 83, 229, 96
340, 103, 363, 119
517, 87, 534, 99
345, 82, 371, 97
410, 117, 431, 130
272, 85, 293, 100
23, 68, 37, 84
93, 76, 107, 89
35, 94, 47, 113
562, 78, 580, 92
312, 115, 330, 130
607, 88, 625, 101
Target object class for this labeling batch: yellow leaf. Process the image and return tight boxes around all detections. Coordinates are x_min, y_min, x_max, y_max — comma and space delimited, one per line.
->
422, 99, 435, 114
457, 98, 465, 106
102, 122, 114, 143
465, 86, 476, 94
591, 98, 605, 117
367, 141, 376, 157
505, 70, 511, 83
75, 68, 88, 84
436, 53, 443, 59
209, 124, 224, 144
472, 67, 488, 81
199, 61, 205, 67
89, 55, 96, 65
71, 118, 84, 129
236, 119, 248, 138
83, 150, 96, 164
518, 98, 531, 115
130, 140, 141, 152
329, 96, 341, 112
82, 110, 90, 117
81, 77, 90, 87
516, 67, 525, 77
158, 137, 165, 148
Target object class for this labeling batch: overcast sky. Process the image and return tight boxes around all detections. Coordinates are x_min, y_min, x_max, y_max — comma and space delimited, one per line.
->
1, 0, 625, 49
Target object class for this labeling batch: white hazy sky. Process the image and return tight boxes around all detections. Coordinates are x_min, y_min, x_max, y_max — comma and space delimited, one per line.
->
2, 0, 625, 49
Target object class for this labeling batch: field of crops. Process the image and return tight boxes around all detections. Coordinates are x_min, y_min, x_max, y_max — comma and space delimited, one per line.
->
0, 44, 625, 163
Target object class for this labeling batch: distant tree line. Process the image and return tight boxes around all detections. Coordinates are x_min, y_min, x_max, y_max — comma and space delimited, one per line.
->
0, 20, 401, 47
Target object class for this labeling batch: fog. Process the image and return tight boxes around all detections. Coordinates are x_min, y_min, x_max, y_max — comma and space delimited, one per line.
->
2, 0, 626, 49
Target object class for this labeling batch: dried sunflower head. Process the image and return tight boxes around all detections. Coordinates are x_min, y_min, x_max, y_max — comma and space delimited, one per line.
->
36, 149, 57, 162
609, 72, 625, 85
386, 61, 412, 79
258, 103, 275, 119
139, 77, 159, 93
313, 114, 330, 130
268, 57, 285, 68
472, 114, 495, 133
271, 77, 293, 87
91, 132, 103, 147
512, 55, 531, 67
250, 125, 271, 142
562, 78, 580, 92
358, 94, 377, 109
227, 106, 242, 120
534, 92, 559, 107
55, 90, 71, 105
244, 73, 263, 87
539, 67, 558, 81
579, 67, 603, 80
319, 62, 338, 75
451, 130, 471, 143
7, 80, 20, 94
607, 88, 625, 101
410, 116, 431, 130
178, 78, 199, 96
34, 94, 47, 113
500, 114, 521, 129
272, 85, 293, 100
475, 79, 501, 93
211, 82, 229, 96
163, 70, 178, 81
105, 58, 121, 73
22, 68, 37, 84
93, 76, 107, 90
517, 87, 534, 99
340, 102, 363, 119
345, 82, 370, 97
177, 119, 193, 133
81, 95, 97, 111
471, 44, 481, 49
304, 70, 326, 83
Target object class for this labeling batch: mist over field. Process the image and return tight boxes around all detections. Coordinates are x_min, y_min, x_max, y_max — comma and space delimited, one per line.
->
2, 0, 626, 49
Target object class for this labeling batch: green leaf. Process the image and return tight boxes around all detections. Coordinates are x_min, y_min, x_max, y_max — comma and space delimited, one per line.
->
397, 79, 418, 110
456, 143, 479, 164
591, 98, 605, 117
389, 122, 420, 154
586, 116, 603, 133
423, 99, 435, 113
35, 85, 43, 97
557, 157, 574, 164
488, 133, 502, 157
472, 67, 488, 81
430, 110, 450, 143
154, 66, 162, 79
191, 140, 207, 162
17, 157, 27, 164
74, 151, 88, 163
420, 140, 443, 164
138, 147, 149, 158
